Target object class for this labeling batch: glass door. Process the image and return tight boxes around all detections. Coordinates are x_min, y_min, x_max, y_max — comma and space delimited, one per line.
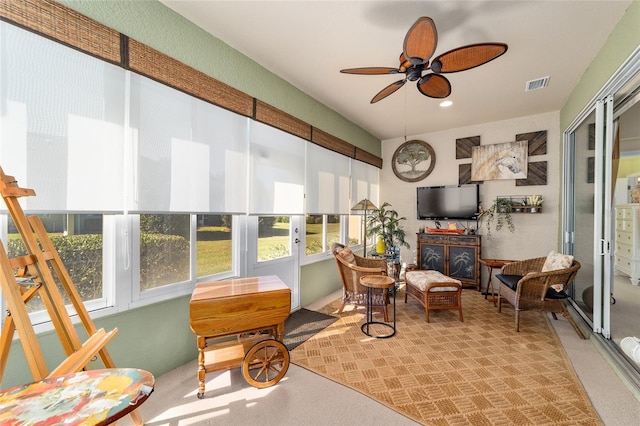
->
246, 215, 301, 310
564, 51, 640, 372
609, 75, 640, 348
564, 109, 598, 324
565, 97, 615, 335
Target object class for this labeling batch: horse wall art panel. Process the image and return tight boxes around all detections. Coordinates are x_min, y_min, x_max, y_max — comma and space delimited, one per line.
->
471, 140, 528, 181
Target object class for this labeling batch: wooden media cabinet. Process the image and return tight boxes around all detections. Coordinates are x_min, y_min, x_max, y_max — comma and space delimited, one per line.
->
416, 233, 481, 290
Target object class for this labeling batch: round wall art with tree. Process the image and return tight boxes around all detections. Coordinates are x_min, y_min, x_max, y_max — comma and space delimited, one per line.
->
391, 140, 436, 182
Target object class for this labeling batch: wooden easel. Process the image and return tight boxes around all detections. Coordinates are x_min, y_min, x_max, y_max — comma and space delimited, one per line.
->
0, 167, 142, 424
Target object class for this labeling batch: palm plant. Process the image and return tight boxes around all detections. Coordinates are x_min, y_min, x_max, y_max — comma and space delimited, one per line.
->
365, 202, 410, 250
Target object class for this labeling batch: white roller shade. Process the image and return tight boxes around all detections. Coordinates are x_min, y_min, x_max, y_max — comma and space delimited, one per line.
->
351, 160, 380, 207
0, 22, 125, 212
249, 121, 305, 215
305, 143, 351, 214
128, 73, 248, 213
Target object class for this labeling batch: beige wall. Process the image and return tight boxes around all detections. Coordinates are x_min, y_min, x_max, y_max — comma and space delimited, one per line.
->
381, 111, 561, 265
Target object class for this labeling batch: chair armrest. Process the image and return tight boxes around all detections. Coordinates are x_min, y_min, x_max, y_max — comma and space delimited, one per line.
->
334, 254, 386, 274
515, 261, 581, 300
349, 264, 387, 274
514, 273, 549, 300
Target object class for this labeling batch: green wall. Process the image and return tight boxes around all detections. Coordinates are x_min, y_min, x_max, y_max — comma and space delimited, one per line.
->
299, 257, 343, 308
560, 1, 640, 131
2, 296, 196, 389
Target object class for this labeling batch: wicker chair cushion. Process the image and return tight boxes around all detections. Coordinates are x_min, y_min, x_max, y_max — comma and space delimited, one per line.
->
406, 270, 461, 292
541, 250, 574, 272
495, 274, 521, 291
496, 273, 568, 299
545, 288, 568, 299
336, 246, 355, 264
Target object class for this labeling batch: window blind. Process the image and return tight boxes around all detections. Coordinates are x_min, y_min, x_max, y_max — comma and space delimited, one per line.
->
128, 73, 248, 213
249, 121, 305, 215
351, 160, 380, 207
305, 142, 351, 215
0, 22, 126, 212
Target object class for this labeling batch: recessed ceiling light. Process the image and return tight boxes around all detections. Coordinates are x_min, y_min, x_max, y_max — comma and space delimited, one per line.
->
440, 100, 453, 108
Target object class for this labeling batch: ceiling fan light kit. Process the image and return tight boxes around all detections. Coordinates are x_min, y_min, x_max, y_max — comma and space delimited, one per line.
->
340, 16, 508, 104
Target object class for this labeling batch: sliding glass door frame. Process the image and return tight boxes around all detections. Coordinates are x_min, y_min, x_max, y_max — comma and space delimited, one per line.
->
563, 47, 640, 338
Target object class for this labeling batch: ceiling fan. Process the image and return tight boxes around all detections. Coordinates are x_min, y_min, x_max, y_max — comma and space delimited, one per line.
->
340, 17, 508, 103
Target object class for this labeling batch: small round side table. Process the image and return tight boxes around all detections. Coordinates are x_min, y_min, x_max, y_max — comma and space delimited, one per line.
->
479, 258, 514, 306
359, 275, 396, 338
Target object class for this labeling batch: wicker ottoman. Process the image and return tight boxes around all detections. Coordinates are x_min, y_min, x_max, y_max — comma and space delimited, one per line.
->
405, 270, 463, 322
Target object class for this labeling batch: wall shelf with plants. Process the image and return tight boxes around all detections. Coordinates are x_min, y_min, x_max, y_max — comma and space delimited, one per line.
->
496, 195, 544, 213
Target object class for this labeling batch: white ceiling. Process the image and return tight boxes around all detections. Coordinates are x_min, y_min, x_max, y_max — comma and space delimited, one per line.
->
160, 1, 632, 141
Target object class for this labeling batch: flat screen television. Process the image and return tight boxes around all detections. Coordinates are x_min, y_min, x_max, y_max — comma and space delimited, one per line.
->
417, 184, 480, 220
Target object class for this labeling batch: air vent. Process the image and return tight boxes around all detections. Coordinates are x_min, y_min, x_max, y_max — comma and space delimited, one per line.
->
525, 76, 550, 91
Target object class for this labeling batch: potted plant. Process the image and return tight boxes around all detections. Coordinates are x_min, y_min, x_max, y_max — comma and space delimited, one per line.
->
479, 198, 515, 237
525, 195, 543, 213
366, 202, 410, 253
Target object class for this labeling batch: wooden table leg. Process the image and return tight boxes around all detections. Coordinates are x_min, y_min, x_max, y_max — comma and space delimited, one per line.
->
197, 335, 206, 399
484, 265, 497, 306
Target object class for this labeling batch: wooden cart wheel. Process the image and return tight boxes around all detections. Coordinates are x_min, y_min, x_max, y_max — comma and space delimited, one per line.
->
241, 339, 289, 388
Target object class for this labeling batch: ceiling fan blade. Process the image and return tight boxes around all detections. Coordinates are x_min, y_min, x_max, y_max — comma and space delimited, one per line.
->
417, 74, 451, 98
340, 67, 401, 75
431, 43, 508, 73
403, 17, 437, 65
371, 79, 406, 103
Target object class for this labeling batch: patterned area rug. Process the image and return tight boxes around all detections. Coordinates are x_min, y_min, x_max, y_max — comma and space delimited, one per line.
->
291, 287, 601, 425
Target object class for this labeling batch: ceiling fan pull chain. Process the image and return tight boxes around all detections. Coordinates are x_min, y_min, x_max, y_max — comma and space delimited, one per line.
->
404, 85, 407, 142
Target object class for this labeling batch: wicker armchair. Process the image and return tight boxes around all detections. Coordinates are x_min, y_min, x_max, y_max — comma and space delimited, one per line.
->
331, 243, 389, 321
496, 256, 586, 339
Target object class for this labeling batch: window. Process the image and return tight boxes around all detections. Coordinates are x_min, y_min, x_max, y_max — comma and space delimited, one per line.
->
0, 18, 379, 325
305, 215, 323, 255
348, 214, 363, 246
7, 214, 104, 313
196, 214, 232, 277
326, 215, 342, 249
305, 214, 342, 255
139, 214, 190, 291
257, 216, 291, 261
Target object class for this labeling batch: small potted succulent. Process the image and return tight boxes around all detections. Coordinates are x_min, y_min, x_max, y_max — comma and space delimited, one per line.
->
526, 195, 543, 213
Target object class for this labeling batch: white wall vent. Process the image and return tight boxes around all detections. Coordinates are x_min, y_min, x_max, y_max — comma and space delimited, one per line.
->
525, 76, 550, 91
